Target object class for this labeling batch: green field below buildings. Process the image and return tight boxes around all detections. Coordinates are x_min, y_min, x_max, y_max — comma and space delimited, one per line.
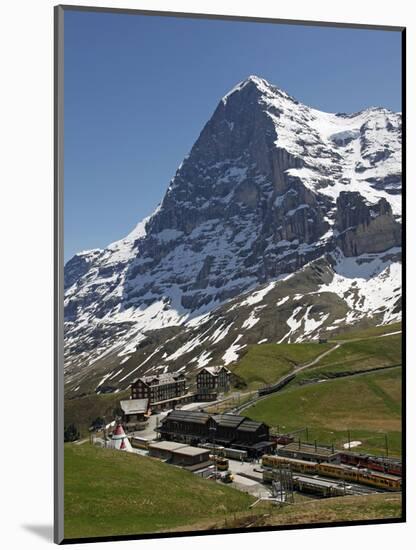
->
244, 367, 402, 457
231, 342, 333, 390
64, 444, 401, 540
64, 443, 253, 539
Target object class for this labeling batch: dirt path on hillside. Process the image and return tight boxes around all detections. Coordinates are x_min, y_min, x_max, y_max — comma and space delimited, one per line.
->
227, 328, 402, 415
233, 343, 342, 414
332, 330, 402, 344
292, 344, 341, 374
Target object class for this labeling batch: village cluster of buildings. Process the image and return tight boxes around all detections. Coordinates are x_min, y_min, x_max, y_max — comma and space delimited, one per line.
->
114, 364, 282, 460
119, 366, 231, 431
106, 364, 403, 496
157, 409, 274, 458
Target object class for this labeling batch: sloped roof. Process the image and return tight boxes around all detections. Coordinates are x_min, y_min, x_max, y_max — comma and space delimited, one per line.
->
198, 366, 231, 377
162, 409, 211, 425
249, 441, 275, 450
236, 419, 266, 432
109, 423, 133, 452
132, 372, 185, 386
173, 446, 211, 457
148, 441, 187, 452
120, 398, 149, 414
212, 414, 245, 428
281, 442, 337, 457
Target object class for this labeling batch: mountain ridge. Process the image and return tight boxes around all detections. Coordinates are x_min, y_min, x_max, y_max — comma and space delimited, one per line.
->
64, 75, 402, 396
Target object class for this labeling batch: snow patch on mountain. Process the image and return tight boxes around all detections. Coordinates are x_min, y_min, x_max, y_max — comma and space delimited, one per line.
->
223, 334, 246, 365
278, 307, 303, 343
210, 323, 233, 344
192, 350, 212, 368
63, 75, 401, 392
320, 251, 401, 324
242, 310, 261, 330
240, 281, 277, 307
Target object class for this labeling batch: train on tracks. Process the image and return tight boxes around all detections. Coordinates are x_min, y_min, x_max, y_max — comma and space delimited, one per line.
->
338, 452, 402, 477
199, 443, 248, 461
257, 374, 296, 397
262, 455, 401, 492
292, 475, 348, 498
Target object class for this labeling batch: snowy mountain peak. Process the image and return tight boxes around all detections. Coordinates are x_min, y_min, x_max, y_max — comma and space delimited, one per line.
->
221, 74, 270, 102
221, 74, 296, 108
246, 74, 269, 84
64, 76, 402, 396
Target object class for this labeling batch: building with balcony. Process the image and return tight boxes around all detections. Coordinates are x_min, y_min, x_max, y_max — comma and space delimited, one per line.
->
196, 366, 231, 400
130, 372, 190, 411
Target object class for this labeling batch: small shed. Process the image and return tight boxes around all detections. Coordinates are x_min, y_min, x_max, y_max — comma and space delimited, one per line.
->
148, 440, 187, 461
148, 440, 211, 466
171, 446, 211, 466
120, 398, 150, 430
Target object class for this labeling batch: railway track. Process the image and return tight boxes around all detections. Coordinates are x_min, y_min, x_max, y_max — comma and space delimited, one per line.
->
232, 345, 401, 416
303, 473, 383, 496
232, 343, 341, 414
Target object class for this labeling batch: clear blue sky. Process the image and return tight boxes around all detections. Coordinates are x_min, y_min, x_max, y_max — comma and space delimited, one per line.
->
64, 10, 402, 262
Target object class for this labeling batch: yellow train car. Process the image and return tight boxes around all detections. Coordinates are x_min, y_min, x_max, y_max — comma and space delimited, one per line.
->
262, 454, 318, 475
319, 462, 356, 481
366, 471, 402, 491
262, 455, 401, 492
318, 462, 401, 491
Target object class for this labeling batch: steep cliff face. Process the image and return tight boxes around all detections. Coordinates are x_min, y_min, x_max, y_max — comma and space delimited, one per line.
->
336, 192, 401, 256
64, 76, 402, 395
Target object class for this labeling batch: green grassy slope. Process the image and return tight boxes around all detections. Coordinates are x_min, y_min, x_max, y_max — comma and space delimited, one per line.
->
267, 492, 402, 527
231, 342, 333, 390
64, 390, 130, 437
200, 493, 402, 531
64, 444, 401, 539
329, 322, 401, 342
245, 367, 402, 456
293, 333, 401, 384
64, 444, 253, 539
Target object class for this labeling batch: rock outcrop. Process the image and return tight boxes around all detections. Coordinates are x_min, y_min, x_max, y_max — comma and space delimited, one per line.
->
336, 192, 401, 256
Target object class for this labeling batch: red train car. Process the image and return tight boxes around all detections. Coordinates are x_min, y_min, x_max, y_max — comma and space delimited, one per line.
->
338, 452, 368, 468
339, 452, 402, 477
367, 457, 402, 477
271, 434, 294, 445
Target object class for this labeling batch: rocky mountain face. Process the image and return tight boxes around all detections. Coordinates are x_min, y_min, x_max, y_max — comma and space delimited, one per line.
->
64, 76, 402, 397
